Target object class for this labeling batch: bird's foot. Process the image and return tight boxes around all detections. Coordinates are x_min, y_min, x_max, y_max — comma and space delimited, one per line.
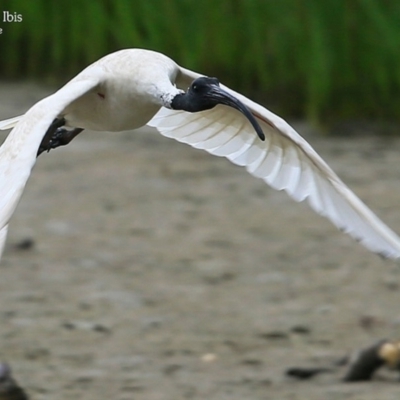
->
46, 127, 83, 151
37, 127, 68, 155
37, 117, 83, 156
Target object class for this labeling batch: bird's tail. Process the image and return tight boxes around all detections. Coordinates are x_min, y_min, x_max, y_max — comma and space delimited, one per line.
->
0, 116, 23, 130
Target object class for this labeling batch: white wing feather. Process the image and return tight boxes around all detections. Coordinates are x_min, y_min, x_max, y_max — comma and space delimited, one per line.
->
148, 68, 400, 259
0, 77, 100, 253
0, 116, 22, 130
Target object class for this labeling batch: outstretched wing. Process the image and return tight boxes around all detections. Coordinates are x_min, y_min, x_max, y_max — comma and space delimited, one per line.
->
148, 67, 400, 259
0, 76, 100, 257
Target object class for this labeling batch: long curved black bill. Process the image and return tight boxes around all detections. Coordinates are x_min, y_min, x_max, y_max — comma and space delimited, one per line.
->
207, 86, 265, 141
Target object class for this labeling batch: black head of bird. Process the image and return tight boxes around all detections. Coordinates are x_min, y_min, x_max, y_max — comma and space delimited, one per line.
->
171, 77, 265, 141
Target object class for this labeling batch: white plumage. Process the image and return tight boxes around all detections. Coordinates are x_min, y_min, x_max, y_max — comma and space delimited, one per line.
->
0, 48, 399, 260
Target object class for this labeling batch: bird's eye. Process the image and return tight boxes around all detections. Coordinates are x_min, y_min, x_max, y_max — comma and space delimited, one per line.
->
192, 84, 198, 92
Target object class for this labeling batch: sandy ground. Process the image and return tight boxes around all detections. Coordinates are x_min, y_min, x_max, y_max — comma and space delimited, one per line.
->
1, 82, 400, 400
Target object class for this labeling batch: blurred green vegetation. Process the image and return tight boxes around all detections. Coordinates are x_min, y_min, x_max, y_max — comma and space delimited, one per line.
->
1, 0, 400, 124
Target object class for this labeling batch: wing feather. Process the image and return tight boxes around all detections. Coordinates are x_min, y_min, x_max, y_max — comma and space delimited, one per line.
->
207, 122, 248, 156
233, 134, 269, 171
0, 116, 22, 131
272, 145, 302, 193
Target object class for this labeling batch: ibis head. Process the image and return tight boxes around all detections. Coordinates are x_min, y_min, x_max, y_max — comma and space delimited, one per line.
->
171, 77, 265, 141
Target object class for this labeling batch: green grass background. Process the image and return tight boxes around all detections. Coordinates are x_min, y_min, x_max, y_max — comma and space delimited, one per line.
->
1, 0, 400, 124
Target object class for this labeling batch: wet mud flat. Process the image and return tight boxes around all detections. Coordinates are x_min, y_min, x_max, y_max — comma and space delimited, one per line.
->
1, 82, 400, 399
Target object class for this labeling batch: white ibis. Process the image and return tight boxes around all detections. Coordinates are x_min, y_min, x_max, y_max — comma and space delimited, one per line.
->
0, 48, 400, 260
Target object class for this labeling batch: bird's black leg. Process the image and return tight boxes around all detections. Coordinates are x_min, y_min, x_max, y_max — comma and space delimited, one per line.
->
38, 117, 65, 156
37, 117, 84, 157
43, 127, 84, 153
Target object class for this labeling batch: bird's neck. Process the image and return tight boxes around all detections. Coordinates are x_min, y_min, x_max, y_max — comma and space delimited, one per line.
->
170, 92, 201, 112
170, 93, 189, 111
160, 87, 184, 109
